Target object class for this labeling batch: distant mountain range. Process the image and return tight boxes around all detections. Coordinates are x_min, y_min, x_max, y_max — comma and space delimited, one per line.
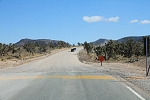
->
15, 39, 59, 47
92, 35, 150, 45
15, 35, 150, 46
117, 36, 144, 42
92, 39, 109, 45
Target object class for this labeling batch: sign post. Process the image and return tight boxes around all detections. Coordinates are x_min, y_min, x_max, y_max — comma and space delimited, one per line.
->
144, 37, 149, 76
98, 56, 105, 66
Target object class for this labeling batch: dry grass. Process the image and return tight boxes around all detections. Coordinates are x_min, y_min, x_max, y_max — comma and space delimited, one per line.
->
78, 49, 98, 63
0, 48, 69, 69
78, 49, 149, 69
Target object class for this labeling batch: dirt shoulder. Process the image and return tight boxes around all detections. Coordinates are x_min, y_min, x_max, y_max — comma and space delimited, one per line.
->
78, 49, 150, 98
0, 48, 69, 69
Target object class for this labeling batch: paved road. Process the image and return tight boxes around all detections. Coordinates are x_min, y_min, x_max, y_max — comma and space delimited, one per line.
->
0, 47, 147, 100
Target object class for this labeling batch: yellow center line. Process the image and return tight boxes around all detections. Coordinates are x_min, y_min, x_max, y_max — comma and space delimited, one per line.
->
0, 75, 114, 80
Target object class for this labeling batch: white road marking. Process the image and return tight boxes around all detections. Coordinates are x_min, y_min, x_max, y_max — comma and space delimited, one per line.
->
126, 86, 146, 100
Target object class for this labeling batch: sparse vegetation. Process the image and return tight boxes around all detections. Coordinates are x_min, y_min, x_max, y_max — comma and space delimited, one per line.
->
0, 40, 71, 61
83, 37, 146, 62
83, 41, 93, 54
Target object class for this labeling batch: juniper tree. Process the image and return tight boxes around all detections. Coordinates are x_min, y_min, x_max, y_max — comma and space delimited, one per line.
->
83, 41, 93, 54
94, 46, 104, 57
105, 40, 116, 60
134, 40, 144, 59
23, 43, 35, 55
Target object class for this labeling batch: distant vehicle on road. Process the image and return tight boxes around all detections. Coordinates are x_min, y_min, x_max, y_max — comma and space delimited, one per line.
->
71, 48, 76, 52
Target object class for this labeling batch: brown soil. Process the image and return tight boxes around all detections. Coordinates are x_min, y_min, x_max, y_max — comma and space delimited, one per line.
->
0, 48, 68, 69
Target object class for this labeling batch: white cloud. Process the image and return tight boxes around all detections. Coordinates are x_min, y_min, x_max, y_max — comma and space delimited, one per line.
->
130, 20, 139, 23
140, 20, 150, 24
105, 16, 119, 22
83, 16, 104, 23
83, 16, 119, 23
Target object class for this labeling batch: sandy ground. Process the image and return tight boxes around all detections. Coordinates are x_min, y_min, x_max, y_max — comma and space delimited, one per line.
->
0, 48, 68, 69
78, 49, 150, 97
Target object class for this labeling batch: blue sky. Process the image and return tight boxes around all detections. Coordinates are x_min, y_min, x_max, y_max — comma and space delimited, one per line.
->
0, 0, 150, 44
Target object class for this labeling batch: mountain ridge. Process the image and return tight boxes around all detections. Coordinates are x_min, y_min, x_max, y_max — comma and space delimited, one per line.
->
92, 35, 150, 45
15, 35, 150, 46
15, 39, 60, 47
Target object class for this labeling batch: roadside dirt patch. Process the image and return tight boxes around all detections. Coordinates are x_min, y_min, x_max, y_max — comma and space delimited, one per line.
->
0, 48, 69, 69
78, 49, 150, 97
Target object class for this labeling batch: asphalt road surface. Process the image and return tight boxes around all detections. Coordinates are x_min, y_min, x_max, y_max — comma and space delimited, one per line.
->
0, 47, 148, 100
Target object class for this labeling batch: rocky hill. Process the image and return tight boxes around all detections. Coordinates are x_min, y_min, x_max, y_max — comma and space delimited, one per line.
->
92, 39, 109, 45
15, 39, 59, 47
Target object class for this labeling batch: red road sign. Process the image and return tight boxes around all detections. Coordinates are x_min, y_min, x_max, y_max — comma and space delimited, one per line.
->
98, 56, 105, 62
